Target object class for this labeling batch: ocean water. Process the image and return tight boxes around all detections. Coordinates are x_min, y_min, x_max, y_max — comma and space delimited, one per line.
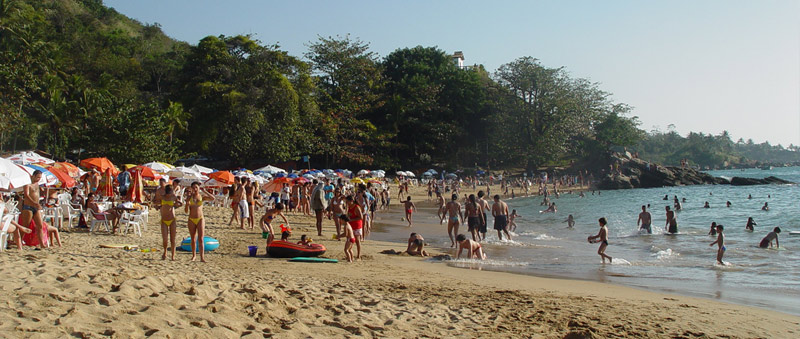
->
372, 166, 800, 315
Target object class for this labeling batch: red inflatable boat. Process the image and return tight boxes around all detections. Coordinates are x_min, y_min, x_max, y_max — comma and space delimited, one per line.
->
267, 241, 326, 258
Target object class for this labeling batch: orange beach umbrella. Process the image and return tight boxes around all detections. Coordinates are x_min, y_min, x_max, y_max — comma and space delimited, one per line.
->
97, 168, 114, 197
208, 171, 235, 185
51, 162, 81, 178
45, 166, 77, 188
80, 157, 118, 176
126, 168, 144, 203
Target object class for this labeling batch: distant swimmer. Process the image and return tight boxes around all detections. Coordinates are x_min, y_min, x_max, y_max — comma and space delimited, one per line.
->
746, 217, 756, 231
708, 222, 718, 236
673, 197, 682, 211
588, 217, 612, 263
541, 202, 557, 213
709, 224, 726, 264
579, 191, 586, 198
637, 205, 652, 234
663, 195, 669, 200
748, 194, 752, 199
703, 201, 710, 209
758, 227, 781, 249
665, 206, 678, 234
456, 234, 486, 260
762, 202, 769, 211
726, 201, 732, 207
564, 214, 575, 228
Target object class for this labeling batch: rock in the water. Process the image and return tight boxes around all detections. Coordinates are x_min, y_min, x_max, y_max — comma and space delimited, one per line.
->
730, 176, 793, 186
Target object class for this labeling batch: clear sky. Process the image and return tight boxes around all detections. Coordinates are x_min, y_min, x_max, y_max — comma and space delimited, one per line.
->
105, 0, 800, 146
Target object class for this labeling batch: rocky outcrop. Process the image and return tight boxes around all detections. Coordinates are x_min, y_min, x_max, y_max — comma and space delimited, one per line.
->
595, 156, 791, 190
730, 176, 793, 186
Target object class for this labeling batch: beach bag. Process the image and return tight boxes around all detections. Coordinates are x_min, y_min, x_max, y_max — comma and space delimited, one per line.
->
77, 213, 88, 228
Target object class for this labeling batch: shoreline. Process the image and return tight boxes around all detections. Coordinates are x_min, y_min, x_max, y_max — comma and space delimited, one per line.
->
1, 186, 798, 337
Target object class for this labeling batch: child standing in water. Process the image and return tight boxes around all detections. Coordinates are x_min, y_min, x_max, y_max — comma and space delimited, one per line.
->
508, 209, 521, 232
709, 224, 725, 264
588, 217, 612, 263
564, 214, 575, 228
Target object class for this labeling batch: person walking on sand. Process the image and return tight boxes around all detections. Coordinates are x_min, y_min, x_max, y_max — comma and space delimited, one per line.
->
402, 196, 416, 227
492, 195, 512, 241
665, 206, 678, 234
436, 192, 446, 224
588, 217, 612, 263
445, 194, 463, 247
310, 179, 328, 236
345, 196, 363, 259
337, 214, 355, 262
709, 224, 726, 264
184, 182, 214, 262
637, 205, 652, 234
159, 185, 183, 260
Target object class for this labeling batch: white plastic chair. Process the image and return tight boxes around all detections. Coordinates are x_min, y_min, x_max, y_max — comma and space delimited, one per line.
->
120, 210, 143, 237
61, 204, 82, 230
139, 208, 149, 231
42, 206, 61, 230
89, 210, 111, 234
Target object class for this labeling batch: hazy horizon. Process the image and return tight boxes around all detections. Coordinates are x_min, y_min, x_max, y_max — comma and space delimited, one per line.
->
105, 0, 800, 147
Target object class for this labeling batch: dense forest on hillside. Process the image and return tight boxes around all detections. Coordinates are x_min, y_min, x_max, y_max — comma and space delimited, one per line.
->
2, 0, 796, 171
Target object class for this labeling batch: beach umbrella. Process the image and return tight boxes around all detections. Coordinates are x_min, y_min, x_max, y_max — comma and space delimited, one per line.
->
97, 168, 114, 197
208, 171, 235, 185
0, 158, 32, 190
274, 172, 286, 178
5, 151, 55, 165
129, 166, 161, 180
358, 169, 370, 176
80, 157, 118, 175
271, 177, 292, 185
50, 162, 81, 178
293, 177, 309, 185
287, 173, 298, 179
189, 164, 215, 174
255, 165, 286, 174
368, 179, 382, 184
167, 166, 198, 178
126, 168, 144, 203
405, 172, 415, 177
350, 178, 365, 184
142, 161, 174, 173
21, 165, 59, 186
43, 166, 77, 188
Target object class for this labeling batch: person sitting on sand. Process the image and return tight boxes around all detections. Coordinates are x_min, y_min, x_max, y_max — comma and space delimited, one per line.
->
456, 234, 486, 260
759, 227, 781, 249
564, 214, 575, 228
280, 230, 291, 241
1, 205, 33, 250
297, 235, 313, 247
708, 222, 718, 236
260, 203, 289, 246
761, 202, 769, 211
406, 233, 428, 257
508, 209, 521, 232
588, 217, 612, 264
746, 217, 756, 231
337, 214, 355, 262
403, 196, 416, 227
709, 224, 725, 264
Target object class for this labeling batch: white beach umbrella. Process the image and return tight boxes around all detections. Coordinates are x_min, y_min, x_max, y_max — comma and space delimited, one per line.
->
255, 165, 286, 174
372, 171, 385, 178
189, 164, 215, 174
5, 151, 55, 165
358, 169, 370, 176
167, 166, 199, 179
0, 158, 32, 189
405, 172, 415, 177
142, 161, 174, 173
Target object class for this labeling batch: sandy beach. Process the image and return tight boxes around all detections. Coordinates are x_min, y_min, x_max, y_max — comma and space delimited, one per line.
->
1, 185, 798, 338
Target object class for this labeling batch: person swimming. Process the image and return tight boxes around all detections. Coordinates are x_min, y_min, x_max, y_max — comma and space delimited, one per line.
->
708, 222, 718, 236
746, 217, 756, 231
703, 201, 710, 208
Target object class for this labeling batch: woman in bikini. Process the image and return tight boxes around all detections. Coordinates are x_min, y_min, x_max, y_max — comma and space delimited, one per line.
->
184, 182, 214, 262
259, 203, 289, 249
346, 196, 363, 259
331, 189, 345, 237
159, 185, 183, 260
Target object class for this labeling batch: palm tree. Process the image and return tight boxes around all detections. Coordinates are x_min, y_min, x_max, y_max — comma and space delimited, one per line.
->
163, 101, 189, 145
